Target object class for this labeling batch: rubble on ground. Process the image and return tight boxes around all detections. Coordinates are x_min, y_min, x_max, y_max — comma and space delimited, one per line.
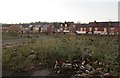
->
54, 56, 118, 77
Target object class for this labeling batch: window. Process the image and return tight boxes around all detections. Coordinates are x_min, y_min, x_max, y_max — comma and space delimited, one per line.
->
84, 28, 86, 31
73, 25, 75, 28
65, 24, 67, 27
52, 26, 54, 28
61, 24, 63, 27
80, 28, 83, 31
95, 28, 97, 31
89, 28, 92, 31
104, 28, 107, 32
111, 27, 114, 30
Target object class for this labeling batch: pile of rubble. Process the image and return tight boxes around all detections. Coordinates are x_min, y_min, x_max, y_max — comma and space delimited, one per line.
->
54, 56, 118, 78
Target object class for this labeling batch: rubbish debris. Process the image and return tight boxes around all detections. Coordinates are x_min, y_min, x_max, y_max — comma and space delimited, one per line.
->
54, 57, 118, 77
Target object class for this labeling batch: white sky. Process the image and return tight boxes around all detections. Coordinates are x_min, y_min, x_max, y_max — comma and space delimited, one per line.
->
0, 0, 119, 24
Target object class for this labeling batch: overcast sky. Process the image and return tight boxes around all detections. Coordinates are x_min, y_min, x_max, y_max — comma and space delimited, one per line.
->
0, 0, 119, 24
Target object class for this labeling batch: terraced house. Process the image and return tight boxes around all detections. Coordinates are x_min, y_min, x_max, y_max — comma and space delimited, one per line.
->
1, 21, 119, 35
75, 21, 119, 35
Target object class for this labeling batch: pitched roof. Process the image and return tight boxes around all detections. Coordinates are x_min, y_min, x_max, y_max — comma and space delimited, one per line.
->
89, 21, 119, 27
75, 24, 89, 28
2, 24, 13, 27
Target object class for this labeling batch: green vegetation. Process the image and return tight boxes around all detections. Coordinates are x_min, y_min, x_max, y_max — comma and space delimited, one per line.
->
2, 35, 119, 74
2, 32, 39, 40
2, 32, 19, 39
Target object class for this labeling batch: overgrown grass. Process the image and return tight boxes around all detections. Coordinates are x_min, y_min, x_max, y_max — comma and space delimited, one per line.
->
2, 35, 119, 73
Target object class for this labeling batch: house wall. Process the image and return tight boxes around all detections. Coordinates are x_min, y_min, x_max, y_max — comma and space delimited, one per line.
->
1, 22, 119, 35
109, 26, 119, 35
47, 26, 52, 33
9, 25, 22, 33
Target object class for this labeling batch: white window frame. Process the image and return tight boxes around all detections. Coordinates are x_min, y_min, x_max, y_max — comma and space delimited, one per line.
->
61, 24, 63, 27
80, 28, 83, 31
65, 24, 67, 27
89, 27, 92, 31
111, 27, 114, 30
95, 28, 98, 31
84, 28, 86, 31
104, 28, 107, 32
